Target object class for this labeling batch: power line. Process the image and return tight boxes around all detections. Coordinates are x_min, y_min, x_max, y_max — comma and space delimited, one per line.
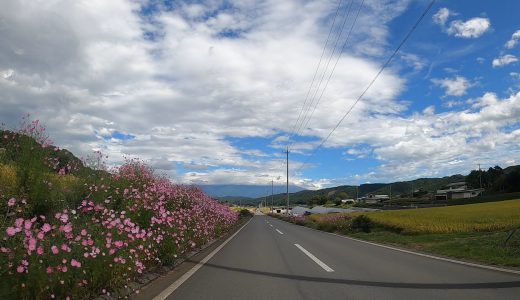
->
288, 0, 345, 140
292, 0, 356, 141
298, 0, 364, 141
296, 0, 436, 174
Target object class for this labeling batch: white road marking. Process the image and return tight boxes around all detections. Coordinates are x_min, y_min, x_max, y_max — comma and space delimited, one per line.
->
152, 219, 252, 300
294, 244, 334, 272
269, 224, 273, 227
275, 229, 284, 235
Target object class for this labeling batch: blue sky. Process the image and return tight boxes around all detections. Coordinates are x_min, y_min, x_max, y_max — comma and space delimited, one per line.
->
1, 0, 520, 189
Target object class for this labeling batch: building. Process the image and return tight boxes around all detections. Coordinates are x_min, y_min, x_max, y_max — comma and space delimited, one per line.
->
359, 194, 390, 204
435, 182, 484, 200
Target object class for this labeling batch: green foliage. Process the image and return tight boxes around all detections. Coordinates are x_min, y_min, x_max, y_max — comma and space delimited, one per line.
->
238, 209, 253, 218
351, 215, 373, 233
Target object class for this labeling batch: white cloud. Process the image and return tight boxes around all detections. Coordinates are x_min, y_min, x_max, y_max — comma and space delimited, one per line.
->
1, 1, 519, 190
432, 8, 490, 38
446, 17, 490, 38
0, 0, 409, 189
431, 76, 473, 97
432, 8, 452, 26
505, 29, 520, 49
492, 54, 518, 67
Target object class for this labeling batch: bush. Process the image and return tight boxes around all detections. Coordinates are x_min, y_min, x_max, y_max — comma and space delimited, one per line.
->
351, 215, 373, 233
239, 209, 253, 218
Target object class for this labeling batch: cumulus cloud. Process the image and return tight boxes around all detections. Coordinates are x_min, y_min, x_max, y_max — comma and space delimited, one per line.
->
431, 76, 473, 97
492, 54, 518, 67
446, 17, 490, 38
433, 8, 490, 38
0, 0, 409, 188
432, 7, 453, 26
505, 29, 520, 49
342, 92, 520, 183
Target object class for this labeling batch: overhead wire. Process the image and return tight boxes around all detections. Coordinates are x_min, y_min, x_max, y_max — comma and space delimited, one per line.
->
291, 0, 356, 142
298, 0, 364, 142
288, 0, 345, 141
295, 0, 436, 174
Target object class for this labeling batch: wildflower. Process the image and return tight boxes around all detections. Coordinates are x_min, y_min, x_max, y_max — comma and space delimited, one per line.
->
7, 198, 16, 206
71, 259, 82, 268
51, 246, 59, 255
6, 227, 16, 236
42, 223, 52, 233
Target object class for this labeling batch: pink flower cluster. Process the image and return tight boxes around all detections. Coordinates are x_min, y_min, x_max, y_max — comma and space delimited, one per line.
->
1, 159, 238, 299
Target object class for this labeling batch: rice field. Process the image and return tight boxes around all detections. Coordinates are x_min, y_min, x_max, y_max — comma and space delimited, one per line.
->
356, 199, 520, 234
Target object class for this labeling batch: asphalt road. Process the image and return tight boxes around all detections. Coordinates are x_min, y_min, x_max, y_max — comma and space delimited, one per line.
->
150, 214, 520, 300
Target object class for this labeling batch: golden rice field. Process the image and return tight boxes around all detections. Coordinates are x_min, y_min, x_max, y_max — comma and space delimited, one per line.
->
356, 199, 520, 234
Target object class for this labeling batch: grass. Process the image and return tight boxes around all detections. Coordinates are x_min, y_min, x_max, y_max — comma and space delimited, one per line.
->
353, 199, 520, 234
350, 230, 520, 267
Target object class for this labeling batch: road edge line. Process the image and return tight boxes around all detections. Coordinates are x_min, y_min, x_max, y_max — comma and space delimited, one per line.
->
152, 218, 252, 300
267, 216, 520, 276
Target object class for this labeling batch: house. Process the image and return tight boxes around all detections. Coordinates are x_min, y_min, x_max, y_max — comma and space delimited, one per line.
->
435, 182, 484, 200
361, 194, 390, 203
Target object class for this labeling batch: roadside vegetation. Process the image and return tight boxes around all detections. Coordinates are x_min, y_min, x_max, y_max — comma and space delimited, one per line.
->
271, 199, 520, 267
0, 118, 238, 299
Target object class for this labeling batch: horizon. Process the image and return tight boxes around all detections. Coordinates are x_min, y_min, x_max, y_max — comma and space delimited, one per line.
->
1, 0, 520, 190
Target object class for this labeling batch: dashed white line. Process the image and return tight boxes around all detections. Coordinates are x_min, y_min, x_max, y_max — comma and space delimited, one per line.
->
269, 224, 273, 227
275, 229, 284, 235
294, 244, 334, 272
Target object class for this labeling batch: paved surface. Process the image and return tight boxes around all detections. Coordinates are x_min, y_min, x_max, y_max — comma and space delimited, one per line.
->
145, 215, 520, 300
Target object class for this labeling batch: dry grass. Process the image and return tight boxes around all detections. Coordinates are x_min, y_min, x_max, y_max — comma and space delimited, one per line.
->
0, 163, 18, 194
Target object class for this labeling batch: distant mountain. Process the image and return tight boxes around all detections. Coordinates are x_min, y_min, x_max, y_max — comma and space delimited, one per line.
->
199, 184, 305, 199
249, 174, 469, 206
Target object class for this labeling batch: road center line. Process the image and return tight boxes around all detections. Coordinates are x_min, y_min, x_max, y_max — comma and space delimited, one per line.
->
152, 218, 252, 300
294, 244, 334, 272
275, 229, 284, 235
269, 224, 273, 227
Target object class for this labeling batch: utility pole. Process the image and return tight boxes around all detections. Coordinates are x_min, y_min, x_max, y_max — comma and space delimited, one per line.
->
355, 185, 358, 201
286, 148, 290, 216
389, 184, 392, 200
478, 163, 482, 189
271, 179, 274, 213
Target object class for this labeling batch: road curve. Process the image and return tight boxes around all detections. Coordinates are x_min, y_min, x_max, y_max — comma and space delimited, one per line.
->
145, 215, 520, 300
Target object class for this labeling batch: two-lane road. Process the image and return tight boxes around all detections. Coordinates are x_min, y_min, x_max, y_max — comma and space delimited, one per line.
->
142, 214, 520, 300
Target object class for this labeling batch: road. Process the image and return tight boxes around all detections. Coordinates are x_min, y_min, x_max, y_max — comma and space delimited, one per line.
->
141, 214, 520, 300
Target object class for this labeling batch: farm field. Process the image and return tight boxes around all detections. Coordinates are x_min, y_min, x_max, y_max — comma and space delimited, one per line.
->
353, 199, 520, 233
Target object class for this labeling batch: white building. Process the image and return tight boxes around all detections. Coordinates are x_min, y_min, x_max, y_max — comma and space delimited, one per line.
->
435, 182, 484, 200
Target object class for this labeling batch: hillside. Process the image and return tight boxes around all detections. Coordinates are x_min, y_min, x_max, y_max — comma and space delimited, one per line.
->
241, 170, 520, 207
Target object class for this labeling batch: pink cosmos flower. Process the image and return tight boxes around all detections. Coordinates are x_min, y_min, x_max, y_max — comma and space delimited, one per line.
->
7, 198, 16, 207
42, 223, 52, 233
51, 245, 59, 255
16, 266, 24, 273
6, 227, 16, 236
46, 266, 53, 274
71, 259, 82, 268
37, 246, 44, 255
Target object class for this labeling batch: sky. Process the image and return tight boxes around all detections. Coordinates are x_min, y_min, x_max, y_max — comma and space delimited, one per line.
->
1, 0, 520, 190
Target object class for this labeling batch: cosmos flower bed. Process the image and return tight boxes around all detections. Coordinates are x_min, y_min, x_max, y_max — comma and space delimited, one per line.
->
0, 121, 238, 299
